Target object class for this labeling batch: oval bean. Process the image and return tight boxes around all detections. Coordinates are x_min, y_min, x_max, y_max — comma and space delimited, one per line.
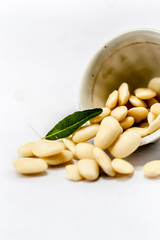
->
120, 117, 134, 130
65, 165, 83, 181
77, 159, 99, 181
94, 116, 121, 149
150, 103, 160, 117
13, 158, 48, 174
72, 124, 99, 143
118, 82, 130, 105
75, 142, 94, 160
93, 147, 115, 176
18, 142, 35, 157
143, 160, 160, 178
128, 107, 148, 123
110, 106, 128, 121
108, 132, 141, 158
43, 150, 73, 165
90, 107, 110, 123
134, 88, 156, 99
129, 95, 147, 108
111, 158, 134, 174
105, 90, 118, 109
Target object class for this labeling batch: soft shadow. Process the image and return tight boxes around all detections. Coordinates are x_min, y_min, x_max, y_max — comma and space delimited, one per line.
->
15, 171, 48, 178
48, 160, 74, 169
101, 172, 134, 181
125, 139, 160, 167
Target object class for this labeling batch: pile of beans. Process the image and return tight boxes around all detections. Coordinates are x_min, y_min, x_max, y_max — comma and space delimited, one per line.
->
14, 77, 160, 180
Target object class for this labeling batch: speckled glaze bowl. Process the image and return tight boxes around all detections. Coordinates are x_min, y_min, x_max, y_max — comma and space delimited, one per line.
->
79, 29, 160, 146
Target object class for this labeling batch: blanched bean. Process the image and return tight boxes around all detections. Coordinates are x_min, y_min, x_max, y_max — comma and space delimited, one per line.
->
125, 127, 148, 137
120, 116, 134, 130
128, 107, 148, 123
148, 77, 160, 97
72, 124, 99, 143
77, 159, 99, 181
32, 140, 65, 157
18, 142, 35, 157
62, 138, 77, 158
105, 90, 118, 109
111, 158, 134, 174
110, 106, 127, 121
75, 142, 94, 160
108, 132, 141, 158
134, 88, 156, 99
94, 116, 121, 149
143, 160, 160, 178
150, 103, 160, 117
65, 165, 83, 181
147, 112, 156, 125
90, 107, 110, 123
118, 82, 130, 105
42, 150, 73, 165
148, 115, 160, 134
13, 158, 48, 174
93, 147, 115, 176
129, 95, 147, 108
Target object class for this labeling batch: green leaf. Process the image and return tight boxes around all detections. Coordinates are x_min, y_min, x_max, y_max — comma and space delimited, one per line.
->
45, 108, 102, 140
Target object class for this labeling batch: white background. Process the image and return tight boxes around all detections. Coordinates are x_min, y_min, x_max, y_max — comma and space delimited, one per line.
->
1, 0, 160, 239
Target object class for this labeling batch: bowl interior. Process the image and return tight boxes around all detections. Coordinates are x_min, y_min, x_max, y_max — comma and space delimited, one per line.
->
80, 30, 160, 109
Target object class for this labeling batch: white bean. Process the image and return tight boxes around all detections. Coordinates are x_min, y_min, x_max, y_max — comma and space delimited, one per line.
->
143, 160, 160, 178
125, 127, 148, 137
42, 150, 73, 165
93, 147, 115, 176
90, 107, 110, 123
108, 132, 141, 158
65, 165, 83, 181
110, 106, 128, 121
18, 142, 35, 157
150, 103, 160, 117
128, 107, 148, 123
148, 115, 160, 134
148, 77, 160, 97
32, 140, 65, 157
129, 95, 147, 108
75, 142, 94, 160
72, 124, 99, 143
94, 116, 121, 149
105, 90, 118, 109
111, 158, 134, 174
77, 159, 99, 181
62, 138, 77, 158
134, 88, 156, 99
13, 158, 48, 174
147, 111, 156, 125
120, 117, 134, 130
118, 82, 130, 105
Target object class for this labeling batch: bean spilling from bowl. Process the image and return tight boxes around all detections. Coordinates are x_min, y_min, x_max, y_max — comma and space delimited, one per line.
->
14, 77, 160, 180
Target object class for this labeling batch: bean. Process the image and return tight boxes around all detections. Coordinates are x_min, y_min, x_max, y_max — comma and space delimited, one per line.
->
125, 127, 148, 137
147, 111, 156, 125
94, 116, 121, 149
128, 107, 148, 123
105, 90, 118, 109
134, 88, 156, 99
111, 158, 134, 174
143, 160, 160, 178
13, 158, 48, 174
62, 137, 77, 158
93, 147, 115, 176
129, 95, 147, 108
72, 124, 99, 143
18, 142, 35, 157
32, 140, 65, 157
120, 117, 134, 130
42, 150, 73, 165
110, 106, 128, 121
108, 132, 141, 158
148, 77, 160, 97
90, 107, 110, 123
65, 165, 83, 181
75, 142, 94, 160
147, 98, 158, 108
150, 103, 160, 117
148, 115, 160, 134
118, 82, 130, 105
77, 159, 99, 181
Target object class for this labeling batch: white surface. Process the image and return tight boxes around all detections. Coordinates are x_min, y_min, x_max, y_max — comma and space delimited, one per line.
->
2, 0, 160, 239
